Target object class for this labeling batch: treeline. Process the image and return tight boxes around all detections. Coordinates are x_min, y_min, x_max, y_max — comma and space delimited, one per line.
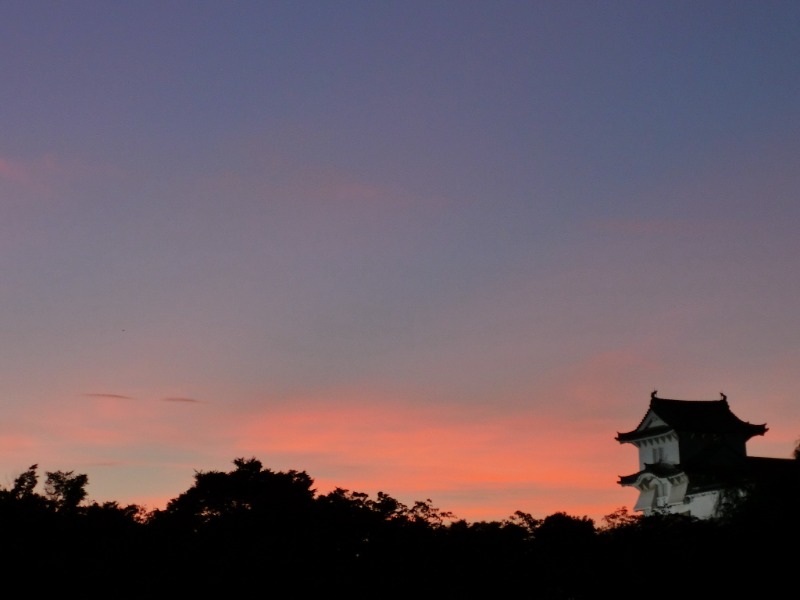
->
0, 457, 797, 598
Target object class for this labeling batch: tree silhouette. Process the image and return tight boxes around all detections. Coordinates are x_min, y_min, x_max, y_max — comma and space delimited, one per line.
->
11, 464, 39, 500
2, 453, 798, 598
159, 456, 316, 529
600, 506, 641, 530
44, 470, 88, 512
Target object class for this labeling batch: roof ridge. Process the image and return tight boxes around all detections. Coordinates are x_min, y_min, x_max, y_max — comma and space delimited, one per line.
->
650, 391, 729, 403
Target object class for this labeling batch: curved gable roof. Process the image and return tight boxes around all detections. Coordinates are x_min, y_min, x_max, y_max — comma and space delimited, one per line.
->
616, 393, 767, 443
618, 462, 685, 485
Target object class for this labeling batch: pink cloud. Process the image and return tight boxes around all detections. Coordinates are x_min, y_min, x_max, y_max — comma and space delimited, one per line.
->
0, 157, 32, 185
32, 393, 204, 451
0, 433, 41, 458
587, 217, 738, 237
195, 136, 448, 230
0, 153, 123, 197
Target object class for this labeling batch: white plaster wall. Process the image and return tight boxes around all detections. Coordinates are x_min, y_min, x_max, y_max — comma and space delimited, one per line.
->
663, 438, 679, 463
635, 487, 720, 519
666, 480, 688, 504
634, 488, 655, 512
636, 437, 679, 470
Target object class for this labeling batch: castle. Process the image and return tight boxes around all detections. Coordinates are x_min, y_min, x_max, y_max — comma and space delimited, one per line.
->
616, 391, 798, 519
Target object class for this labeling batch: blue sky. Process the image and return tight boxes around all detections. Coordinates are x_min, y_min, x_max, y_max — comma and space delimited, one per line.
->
1, 1, 799, 522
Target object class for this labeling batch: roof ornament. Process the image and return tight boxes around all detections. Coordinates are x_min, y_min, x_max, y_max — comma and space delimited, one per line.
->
720, 392, 727, 402
651, 389, 658, 400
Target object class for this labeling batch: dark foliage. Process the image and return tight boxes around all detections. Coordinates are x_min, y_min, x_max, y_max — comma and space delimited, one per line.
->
1, 458, 798, 599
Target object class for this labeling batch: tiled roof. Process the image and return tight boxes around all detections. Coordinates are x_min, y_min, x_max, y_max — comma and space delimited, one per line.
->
618, 462, 683, 485
616, 394, 767, 443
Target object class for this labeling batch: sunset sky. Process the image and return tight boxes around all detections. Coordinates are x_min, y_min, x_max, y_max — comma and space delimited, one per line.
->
2, 1, 800, 523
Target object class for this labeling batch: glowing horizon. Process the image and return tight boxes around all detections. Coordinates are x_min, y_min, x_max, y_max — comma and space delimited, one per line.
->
2, 2, 799, 525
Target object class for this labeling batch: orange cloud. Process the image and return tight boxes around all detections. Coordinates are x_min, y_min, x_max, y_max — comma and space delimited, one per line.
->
228, 395, 633, 520
3, 384, 644, 521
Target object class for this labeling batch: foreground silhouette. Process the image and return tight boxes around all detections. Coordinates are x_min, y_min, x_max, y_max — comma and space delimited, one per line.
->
0, 457, 797, 598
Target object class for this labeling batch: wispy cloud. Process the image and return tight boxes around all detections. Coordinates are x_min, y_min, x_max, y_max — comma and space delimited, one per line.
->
83, 393, 133, 400
162, 397, 202, 404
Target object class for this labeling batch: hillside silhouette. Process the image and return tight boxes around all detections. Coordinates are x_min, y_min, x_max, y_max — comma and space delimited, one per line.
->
1, 457, 797, 598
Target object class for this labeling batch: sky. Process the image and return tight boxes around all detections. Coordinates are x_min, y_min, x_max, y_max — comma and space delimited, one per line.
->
2, 1, 800, 524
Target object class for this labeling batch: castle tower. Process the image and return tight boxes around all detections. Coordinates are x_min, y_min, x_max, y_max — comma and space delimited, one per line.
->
616, 391, 767, 518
